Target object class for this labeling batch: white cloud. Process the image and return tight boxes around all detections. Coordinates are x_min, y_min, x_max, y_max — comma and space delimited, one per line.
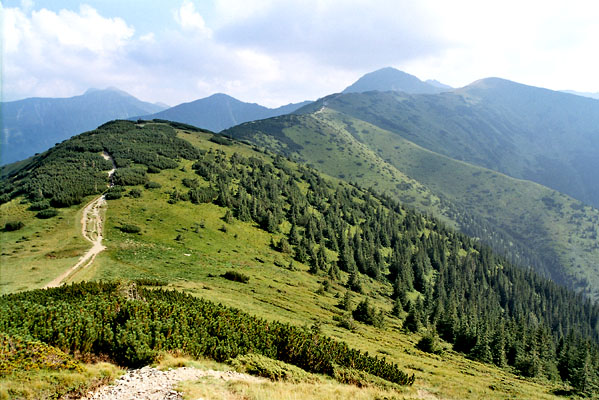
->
214, 0, 447, 71
173, 0, 212, 37
405, 0, 599, 91
3, 0, 598, 107
2, 4, 135, 99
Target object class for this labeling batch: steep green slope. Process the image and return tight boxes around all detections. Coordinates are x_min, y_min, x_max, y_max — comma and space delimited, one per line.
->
299, 82, 599, 209
2, 120, 599, 398
224, 110, 599, 300
226, 113, 447, 216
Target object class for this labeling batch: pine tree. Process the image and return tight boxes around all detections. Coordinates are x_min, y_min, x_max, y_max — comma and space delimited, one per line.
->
403, 302, 421, 333
347, 267, 363, 293
339, 290, 352, 311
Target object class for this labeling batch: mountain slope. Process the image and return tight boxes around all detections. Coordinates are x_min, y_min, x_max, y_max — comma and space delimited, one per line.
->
311, 81, 599, 209
2, 120, 598, 398
224, 109, 599, 300
136, 93, 310, 132
0, 89, 166, 165
343, 67, 447, 94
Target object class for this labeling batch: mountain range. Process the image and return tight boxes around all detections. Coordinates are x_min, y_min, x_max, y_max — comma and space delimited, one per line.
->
1, 90, 309, 165
2, 120, 598, 399
3, 67, 599, 398
133, 93, 311, 132
0, 88, 166, 165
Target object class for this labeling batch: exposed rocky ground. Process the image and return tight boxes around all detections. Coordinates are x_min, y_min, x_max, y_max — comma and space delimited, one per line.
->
81, 366, 264, 400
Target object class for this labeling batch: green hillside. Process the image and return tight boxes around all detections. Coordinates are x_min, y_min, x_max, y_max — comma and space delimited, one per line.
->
224, 108, 599, 301
299, 82, 599, 210
2, 120, 599, 399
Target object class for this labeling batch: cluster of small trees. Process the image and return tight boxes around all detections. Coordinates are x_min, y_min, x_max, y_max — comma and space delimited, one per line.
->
0, 282, 414, 385
0, 120, 199, 208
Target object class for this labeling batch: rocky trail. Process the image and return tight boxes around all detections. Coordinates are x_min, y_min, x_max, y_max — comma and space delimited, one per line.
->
81, 366, 265, 400
44, 152, 116, 288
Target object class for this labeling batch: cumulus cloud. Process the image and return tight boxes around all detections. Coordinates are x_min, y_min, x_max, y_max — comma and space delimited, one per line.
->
173, 0, 212, 37
3, 0, 597, 107
1, 1, 353, 106
2, 4, 134, 98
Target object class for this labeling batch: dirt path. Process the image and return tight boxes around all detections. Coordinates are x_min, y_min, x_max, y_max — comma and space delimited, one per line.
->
81, 366, 265, 400
44, 152, 115, 288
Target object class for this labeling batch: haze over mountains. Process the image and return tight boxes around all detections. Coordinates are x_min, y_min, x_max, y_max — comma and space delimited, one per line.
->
0, 88, 166, 165
342, 67, 450, 94
0, 90, 309, 165
561, 90, 599, 100
133, 93, 311, 133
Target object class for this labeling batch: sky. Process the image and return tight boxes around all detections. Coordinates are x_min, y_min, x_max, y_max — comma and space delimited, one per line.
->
2, 0, 598, 107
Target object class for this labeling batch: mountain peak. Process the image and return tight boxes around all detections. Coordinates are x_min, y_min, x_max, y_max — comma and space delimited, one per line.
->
135, 93, 310, 133
83, 87, 133, 98
343, 67, 446, 94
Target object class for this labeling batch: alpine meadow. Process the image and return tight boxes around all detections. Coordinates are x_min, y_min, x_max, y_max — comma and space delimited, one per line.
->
2, 1, 599, 399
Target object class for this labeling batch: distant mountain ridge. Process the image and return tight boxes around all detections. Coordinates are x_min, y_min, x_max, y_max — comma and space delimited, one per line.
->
343, 67, 449, 94
1, 88, 166, 165
561, 90, 599, 100
135, 93, 311, 132
317, 78, 599, 210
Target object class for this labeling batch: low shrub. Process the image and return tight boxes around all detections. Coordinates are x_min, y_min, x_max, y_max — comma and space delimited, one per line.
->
416, 333, 444, 355
128, 189, 142, 198
230, 354, 316, 383
35, 209, 58, 219
3, 221, 24, 231
145, 181, 162, 189
222, 270, 250, 283
352, 299, 384, 328
333, 314, 357, 332
118, 224, 141, 234
105, 186, 124, 200
0, 333, 81, 374
333, 366, 400, 390
28, 200, 50, 211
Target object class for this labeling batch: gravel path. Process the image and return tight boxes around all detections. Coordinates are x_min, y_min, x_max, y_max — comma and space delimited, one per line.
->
80, 366, 264, 400
44, 152, 115, 288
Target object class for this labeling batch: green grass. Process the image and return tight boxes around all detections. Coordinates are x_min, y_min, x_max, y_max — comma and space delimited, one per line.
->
0, 198, 90, 294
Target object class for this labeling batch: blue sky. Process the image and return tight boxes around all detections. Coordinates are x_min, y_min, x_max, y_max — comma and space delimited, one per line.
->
2, 0, 598, 107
